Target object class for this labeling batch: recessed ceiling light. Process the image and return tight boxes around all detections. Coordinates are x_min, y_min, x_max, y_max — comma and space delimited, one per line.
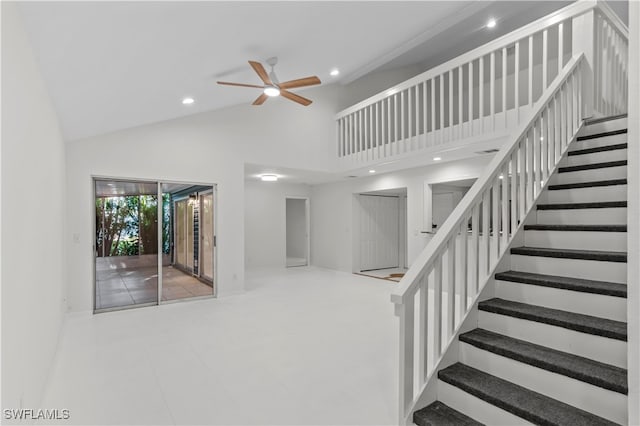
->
369, 169, 376, 174
499, 174, 504, 179
433, 157, 442, 161
486, 18, 497, 29
260, 174, 278, 182
182, 97, 195, 105
264, 86, 280, 97
330, 68, 340, 77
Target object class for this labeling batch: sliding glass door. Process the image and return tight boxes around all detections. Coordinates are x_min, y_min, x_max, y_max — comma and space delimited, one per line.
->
94, 179, 216, 313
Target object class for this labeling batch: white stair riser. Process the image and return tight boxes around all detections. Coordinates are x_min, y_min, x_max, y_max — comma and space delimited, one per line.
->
459, 343, 627, 424
544, 185, 627, 203
478, 311, 627, 367
438, 380, 534, 425
563, 149, 627, 166
570, 133, 627, 151
536, 207, 627, 225
524, 230, 627, 251
495, 280, 626, 321
581, 118, 627, 135
550, 166, 627, 185
510, 254, 626, 283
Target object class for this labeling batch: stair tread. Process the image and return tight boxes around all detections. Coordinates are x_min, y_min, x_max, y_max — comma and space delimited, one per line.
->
537, 201, 627, 210
568, 143, 627, 156
584, 115, 627, 125
478, 298, 627, 341
494, 270, 627, 297
558, 160, 627, 173
576, 128, 627, 141
548, 178, 627, 190
438, 363, 619, 426
414, 401, 484, 426
510, 246, 627, 263
460, 328, 628, 394
524, 224, 627, 232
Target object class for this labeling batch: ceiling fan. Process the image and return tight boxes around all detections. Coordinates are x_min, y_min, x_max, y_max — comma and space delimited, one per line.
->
217, 57, 321, 106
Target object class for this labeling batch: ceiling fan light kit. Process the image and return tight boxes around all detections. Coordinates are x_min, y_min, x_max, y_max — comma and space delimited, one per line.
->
217, 57, 321, 106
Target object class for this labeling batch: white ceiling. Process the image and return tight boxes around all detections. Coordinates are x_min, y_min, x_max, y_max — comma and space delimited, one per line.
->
19, 1, 478, 141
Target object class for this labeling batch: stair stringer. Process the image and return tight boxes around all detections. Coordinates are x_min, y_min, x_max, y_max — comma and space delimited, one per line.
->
408, 125, 587, 424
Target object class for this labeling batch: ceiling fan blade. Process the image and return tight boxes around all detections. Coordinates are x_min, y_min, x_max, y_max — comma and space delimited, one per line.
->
252, 93, 269, 106
217, 81, 264, 89
280, 89, 312, 106
278, 76, 321, 90
249, 61, 273, 85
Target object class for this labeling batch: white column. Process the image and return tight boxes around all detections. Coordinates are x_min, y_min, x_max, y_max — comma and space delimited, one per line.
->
572, 10, 595, 118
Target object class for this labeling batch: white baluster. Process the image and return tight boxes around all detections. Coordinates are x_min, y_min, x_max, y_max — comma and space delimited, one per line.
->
458, 65, 463, 138
481, 191, 490, 278
398, 300, 414, 415
490, 51, 495, 131
510, 151, 518, 235
471, 205, 480, 293
433, 256, 443, 357
543, 29, 548, 90
449, 69, 454, 141
431, 79, 436, 145
418, 272, 429, 382
439, 75, 445, 143
502, 47, 507, 128
515, 41, 520, 123
518, 138, 526, 218
528, 35, 534, 106
479, 56, 484, 131
501, 163, 509, 249
447, 238, 456, 339
469, 61, 474, 135
458, 221, 468, 314
491, 177, 500, 264
423, 81, 428, 147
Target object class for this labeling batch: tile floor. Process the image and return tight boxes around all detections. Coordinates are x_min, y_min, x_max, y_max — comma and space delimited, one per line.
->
41, 267, 398, 425
96, 256, 213, 310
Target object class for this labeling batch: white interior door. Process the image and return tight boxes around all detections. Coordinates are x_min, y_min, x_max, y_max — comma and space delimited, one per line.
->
359, 195, 399, 271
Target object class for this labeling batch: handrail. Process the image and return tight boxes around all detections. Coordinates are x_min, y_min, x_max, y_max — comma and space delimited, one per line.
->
391, 54, 584, 305
336, 0, 596, 119
392, 54, 587, 424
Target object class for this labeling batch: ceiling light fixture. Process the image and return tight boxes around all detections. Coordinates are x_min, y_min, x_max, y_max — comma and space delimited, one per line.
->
263, 86, 280, 97
182, 97, 195, 105
260, 174, 278, 182
433, 157, 442, 161
330, 68, 340, 77
486, 18, 497, 29
369, 169, 376, 174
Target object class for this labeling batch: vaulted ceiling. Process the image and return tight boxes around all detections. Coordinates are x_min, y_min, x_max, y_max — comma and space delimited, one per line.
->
19, 1, 602, 141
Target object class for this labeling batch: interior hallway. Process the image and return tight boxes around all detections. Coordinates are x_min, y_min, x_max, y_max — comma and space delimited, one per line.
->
42, 267, 398, 425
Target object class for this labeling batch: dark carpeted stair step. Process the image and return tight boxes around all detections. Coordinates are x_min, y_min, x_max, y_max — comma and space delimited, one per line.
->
510, 246, 627, 262
584, 114, 627, 125
459, 328, 628, 394
413, 400, 484, 426
537, 201, 626, 210
494, 270, 627, 297
558, 160, 627, 173
438, 363, 619, 426
576, 128, 627, 141
524, 224, 627, 232
568, 143, 627, 156
478, 298, 627, 341
548, 178, 627, 190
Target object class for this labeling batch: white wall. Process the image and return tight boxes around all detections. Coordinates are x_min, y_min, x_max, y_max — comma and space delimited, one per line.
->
311, 156, 491, 272
1, 2, 67, 413
245, 180, 310, 269
286, 198, 307, 260
627, 0, 639, 422
64, 63, 429, 312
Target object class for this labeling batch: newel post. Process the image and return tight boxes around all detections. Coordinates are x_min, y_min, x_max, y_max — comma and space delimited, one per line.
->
572, 9, 596, 118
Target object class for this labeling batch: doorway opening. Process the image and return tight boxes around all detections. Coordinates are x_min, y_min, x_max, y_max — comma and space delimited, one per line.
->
355, 188, 408, 281
94, 178, 216, 313
429, 178, 476, 234
285, 197, 309, 267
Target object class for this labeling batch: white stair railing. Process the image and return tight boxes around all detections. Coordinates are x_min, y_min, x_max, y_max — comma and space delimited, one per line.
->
390, 54, 586, 425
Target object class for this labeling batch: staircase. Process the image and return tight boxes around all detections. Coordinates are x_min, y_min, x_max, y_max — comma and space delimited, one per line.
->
413, 116, 628, 425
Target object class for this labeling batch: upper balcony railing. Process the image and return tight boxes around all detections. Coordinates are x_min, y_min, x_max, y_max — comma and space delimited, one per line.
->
334, 0, 627, 168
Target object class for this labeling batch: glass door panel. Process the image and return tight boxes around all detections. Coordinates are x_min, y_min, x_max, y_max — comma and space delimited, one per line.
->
94, 179, 159, 312
161, 183, 214, 302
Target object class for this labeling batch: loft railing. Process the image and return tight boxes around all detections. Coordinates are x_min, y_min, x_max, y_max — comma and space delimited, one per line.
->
334, 0, 625, 168
384, 2, 628, 424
